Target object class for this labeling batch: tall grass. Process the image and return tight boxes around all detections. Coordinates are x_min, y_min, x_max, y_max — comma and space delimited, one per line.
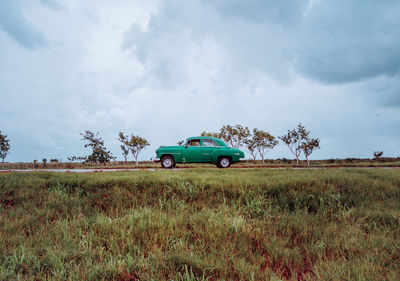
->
1, 157, 400, 170
0, 169, 399, 280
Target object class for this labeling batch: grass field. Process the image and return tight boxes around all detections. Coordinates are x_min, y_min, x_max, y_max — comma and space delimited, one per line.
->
0, 169, 399, 280
1, 157, 400, 170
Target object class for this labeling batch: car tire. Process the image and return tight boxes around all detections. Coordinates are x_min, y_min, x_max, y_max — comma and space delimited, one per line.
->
217, 157, 231, 168
161, 156, 175, 169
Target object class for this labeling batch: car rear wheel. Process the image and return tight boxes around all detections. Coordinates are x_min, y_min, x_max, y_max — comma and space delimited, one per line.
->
161, 156, 175, 169
217, 157, 231, 168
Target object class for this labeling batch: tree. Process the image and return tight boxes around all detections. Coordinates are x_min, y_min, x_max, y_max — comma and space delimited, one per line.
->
252, 129, 278, 165
245, 135, 258, 164
118, 132, 130, 164
373, 151, 383, 159
301, 138, 320, 166
67, 156, 86, 162
200, 131, 220, 138
219, 125, 250, 148
80, 130, 115, 164
201, 125, 250, 148
279, 123, 310, 165
0, 131, 11, 163
127, 135, 150, 166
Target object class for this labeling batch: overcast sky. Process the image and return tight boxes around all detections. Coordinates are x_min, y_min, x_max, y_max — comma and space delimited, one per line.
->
1, 0, 400, 162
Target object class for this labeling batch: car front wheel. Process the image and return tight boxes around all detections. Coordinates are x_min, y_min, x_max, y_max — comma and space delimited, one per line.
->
161, 156, 175, 169
217, 157, 231, 168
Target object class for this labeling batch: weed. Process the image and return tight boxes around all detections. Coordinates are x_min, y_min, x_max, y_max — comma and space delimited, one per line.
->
0, 169, 399, 280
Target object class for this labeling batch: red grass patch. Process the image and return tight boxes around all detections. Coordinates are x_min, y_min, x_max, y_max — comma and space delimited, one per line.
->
117, 272, 140, 281
260, 253, 314, 281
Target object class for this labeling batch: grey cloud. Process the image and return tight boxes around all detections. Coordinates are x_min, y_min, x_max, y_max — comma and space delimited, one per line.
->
296, 0, 400, 84
367, 74, 400, 107
207, 0, 309, 25
122, 1, 220, 87
0, 1, 47, 49
126, 0, 400, 86
40, 0, 63, 10
123, 23, 193, 88
123, 0, 296, 86
3, 0, 400, 162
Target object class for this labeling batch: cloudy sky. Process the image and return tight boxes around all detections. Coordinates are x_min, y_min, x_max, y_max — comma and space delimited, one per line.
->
1, 0, 400, 162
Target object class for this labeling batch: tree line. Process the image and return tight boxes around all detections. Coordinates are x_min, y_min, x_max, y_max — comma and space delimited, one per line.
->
200, 123, 320, 166
0, 129, 151, 165
0, 127, 391, 165
68, 130, 150, 165
0, 125, 321, 165
70, 126, 319, 166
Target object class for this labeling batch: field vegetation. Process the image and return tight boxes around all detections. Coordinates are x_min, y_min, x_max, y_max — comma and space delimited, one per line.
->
1, 158, 400, 170
0, 169, 399, 280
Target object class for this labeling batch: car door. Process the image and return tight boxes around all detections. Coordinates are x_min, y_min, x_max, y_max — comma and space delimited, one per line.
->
183, 139, 202, 163
200, 139, 218, 162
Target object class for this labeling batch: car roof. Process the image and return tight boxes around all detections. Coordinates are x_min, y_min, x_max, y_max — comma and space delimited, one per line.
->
187, 136, 227, 146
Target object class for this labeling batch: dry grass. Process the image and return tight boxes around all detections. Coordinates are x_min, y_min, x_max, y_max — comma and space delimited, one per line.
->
1, 157, 400, 170
0, 169, 399, 280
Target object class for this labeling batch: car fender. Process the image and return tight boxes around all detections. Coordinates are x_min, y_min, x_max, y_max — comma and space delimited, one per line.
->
157, 146, 184, 162
210, 148, 232, 162
211, 147, 244, 163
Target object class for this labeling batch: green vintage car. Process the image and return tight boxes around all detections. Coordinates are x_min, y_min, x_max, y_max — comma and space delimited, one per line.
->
155, 136, 245, 168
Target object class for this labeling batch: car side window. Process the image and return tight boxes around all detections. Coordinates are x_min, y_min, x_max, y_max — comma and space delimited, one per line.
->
188, 139, 201, 146
202, 139, 217, 147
